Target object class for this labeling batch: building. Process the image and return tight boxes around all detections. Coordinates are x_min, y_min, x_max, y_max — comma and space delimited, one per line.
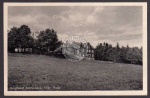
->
54, 42, 95, 60
85, 43, 95, 60
14, 48, 32, 53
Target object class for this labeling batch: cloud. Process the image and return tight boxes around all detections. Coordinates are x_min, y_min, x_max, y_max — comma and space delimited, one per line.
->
8, 6, 143, 47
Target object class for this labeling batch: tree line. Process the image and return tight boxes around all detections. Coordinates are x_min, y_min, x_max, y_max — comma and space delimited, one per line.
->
8, 25, 142, 65
94, 42, 142, 65
8, 25, 61, 54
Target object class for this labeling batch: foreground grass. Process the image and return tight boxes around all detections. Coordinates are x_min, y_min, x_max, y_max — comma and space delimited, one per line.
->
8, 53, 143, 91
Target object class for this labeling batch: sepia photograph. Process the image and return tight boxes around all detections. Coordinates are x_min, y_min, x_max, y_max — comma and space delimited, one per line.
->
4, 2, 147, 96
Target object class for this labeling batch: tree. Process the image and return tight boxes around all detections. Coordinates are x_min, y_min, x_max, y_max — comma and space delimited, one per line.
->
94, 43, 103, 60
119, 46, 128, 63
95, 42, 111, 61
116, 42, 120, 49
36, 28, 58, 52
8, 25, 34, 52
8, 27, 18, 51
127, 44, 129, 49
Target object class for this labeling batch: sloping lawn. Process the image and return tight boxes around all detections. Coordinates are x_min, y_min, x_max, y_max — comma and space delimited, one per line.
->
8, 53, 143, 91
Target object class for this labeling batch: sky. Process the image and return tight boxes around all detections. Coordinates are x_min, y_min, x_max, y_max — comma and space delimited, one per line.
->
8, 6, 143, 48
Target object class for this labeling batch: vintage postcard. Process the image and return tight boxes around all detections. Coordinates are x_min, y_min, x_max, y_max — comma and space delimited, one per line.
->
4, 2, 147, 96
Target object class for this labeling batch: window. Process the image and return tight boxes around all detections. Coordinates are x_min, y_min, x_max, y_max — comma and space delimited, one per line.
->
92, 54, 94, 58
92, 50, 94, 53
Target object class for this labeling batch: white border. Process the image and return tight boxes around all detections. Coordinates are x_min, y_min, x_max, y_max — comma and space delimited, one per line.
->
4, 2, 147, 96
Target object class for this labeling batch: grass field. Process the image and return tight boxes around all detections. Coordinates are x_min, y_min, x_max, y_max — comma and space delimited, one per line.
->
8, 53, 143, 91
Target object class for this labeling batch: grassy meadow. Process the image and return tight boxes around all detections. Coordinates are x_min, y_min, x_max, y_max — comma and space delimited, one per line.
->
8, 53, 143, 91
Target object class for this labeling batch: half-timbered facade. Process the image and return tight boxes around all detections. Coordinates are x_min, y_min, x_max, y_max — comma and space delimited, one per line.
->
85, 43, 94, 60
